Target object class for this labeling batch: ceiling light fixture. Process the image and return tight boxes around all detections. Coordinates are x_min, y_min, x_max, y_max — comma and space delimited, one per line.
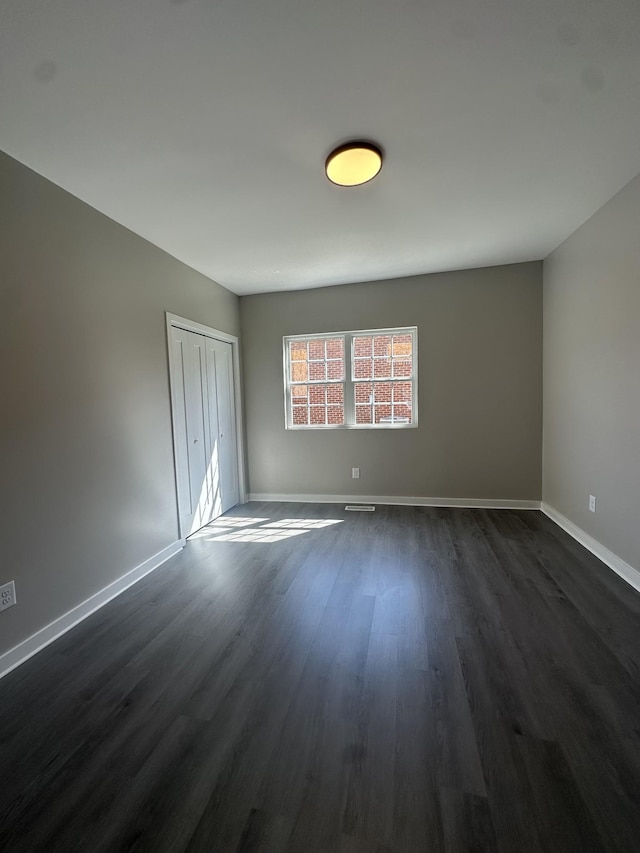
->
325, 141, 383, 187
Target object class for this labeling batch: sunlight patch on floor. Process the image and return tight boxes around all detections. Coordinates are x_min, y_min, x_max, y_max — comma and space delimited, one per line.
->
209, 517, 270, 528
260, 519, 343, 529
208, 527, 308, 543
191, 516, 345, 544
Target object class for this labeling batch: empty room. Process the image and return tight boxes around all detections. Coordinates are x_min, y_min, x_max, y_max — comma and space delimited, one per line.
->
1, 1, 639, 851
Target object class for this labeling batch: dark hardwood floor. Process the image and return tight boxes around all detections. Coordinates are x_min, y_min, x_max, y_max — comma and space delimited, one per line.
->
1, 504, 639, 852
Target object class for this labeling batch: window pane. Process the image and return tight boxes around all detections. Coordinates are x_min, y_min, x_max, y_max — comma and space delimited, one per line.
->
355, 382, 413, 424
355, 381, 374, 424
393, 381, 413, 422
291, 383, 309, 426
372, 381, 412, 424
292, 406, 309, 425
327, 385, 344, 405
327, 359, 343, 380
309, 385, 326, 405
373, 358, 391, 378
392, 334, 413, 378
353, 358, 372, 379
310, 407, 328, 425
308, 340, 324, 360
291, 383, 344, 426
393, 405, 412, 422
353, 336, 372, 358
393, 381, 413, 403
289, 337, 344, 386
392, 334, 413, 357
355, 382, 373, 405
325, 338, 344, 379
309, 360, 327, 381
354, 332, 410, 381
392, 358, 412, 378
326, 338, 344, 359
291, 360, 308, 382
373, 335, 391, 357
373, 383, 393, 403
290, 341, 307, 361
352, 335, 375, 381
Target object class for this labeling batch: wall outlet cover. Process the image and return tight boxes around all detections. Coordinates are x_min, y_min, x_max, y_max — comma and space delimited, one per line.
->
0, 580, 17, 611
589, 495, 597, 513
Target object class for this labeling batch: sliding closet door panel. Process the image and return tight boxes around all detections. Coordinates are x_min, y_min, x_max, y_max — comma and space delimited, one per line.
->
169, 327, 194, 534
202, 341, 223, 523
206, 338, 239, 513
185, 332, 216, 533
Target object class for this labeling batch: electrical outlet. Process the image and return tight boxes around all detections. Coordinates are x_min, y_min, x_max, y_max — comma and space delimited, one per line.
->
589, 495, 597, 513
0, 581, 16, 612
351, 467, 360, 479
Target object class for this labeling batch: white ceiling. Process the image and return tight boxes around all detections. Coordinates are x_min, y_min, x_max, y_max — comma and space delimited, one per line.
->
1, 0, 640, 295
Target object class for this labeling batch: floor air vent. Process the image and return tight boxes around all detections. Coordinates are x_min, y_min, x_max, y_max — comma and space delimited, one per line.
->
345, 505, 376, 511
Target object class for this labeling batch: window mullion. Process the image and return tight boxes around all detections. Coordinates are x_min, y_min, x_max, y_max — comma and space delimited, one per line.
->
284, 340, 292, 428
345, 333, 354, 426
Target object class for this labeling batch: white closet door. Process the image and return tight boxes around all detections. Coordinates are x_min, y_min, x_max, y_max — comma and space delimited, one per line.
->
186, 332, 218, 532
169, 325, 240, 537
169, 326, 194, 536
204, 337, 239, 513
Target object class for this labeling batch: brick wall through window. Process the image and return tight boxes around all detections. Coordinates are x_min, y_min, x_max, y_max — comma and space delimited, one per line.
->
289, 337, 345, 426
284, 327, 417, 429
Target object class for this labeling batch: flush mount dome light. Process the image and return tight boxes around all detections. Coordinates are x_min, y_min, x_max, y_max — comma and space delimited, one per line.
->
325, 141, 383, 187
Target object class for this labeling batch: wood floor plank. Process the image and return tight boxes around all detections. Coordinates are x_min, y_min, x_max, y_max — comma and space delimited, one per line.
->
455, 636, 546, 853
0, 503, 638, 852
438, 787, 498, 853
515, 735, 607, 853
392, 665, 444, 852
341, 630, 398, 847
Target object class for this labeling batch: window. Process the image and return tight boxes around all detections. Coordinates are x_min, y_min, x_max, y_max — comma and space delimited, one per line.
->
284, 327, 417, 429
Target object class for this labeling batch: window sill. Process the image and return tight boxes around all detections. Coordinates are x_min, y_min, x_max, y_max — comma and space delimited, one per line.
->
285, 422, 418, 431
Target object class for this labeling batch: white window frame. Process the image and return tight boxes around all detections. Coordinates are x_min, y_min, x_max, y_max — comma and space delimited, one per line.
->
283, 326, 418, 430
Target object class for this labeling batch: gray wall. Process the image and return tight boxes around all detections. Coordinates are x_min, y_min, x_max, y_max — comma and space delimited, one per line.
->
0, 151, 239, 659
240, 263, 542, 501
543, 172, 640, 570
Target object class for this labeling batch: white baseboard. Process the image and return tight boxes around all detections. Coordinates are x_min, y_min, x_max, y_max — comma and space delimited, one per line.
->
541, 503, 640, 594
248, 493, 541, 510
0, 539, 184, 681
